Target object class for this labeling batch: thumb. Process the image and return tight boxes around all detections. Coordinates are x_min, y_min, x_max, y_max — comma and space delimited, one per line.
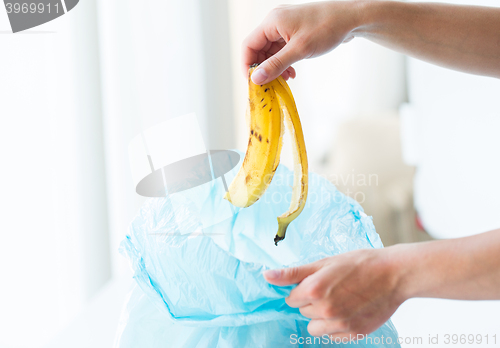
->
263, 260, 324, 286
251, 40, 303, 85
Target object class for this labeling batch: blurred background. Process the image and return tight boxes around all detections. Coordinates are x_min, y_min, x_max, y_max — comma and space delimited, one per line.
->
0, 0, 499, 347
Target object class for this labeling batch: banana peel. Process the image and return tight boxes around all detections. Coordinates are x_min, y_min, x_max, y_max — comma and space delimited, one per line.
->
224, 65, 282, 207
270, 76, 308, 245
225, 64, 308, 245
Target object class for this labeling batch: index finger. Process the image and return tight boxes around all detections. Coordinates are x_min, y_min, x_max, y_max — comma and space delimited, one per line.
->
285, 263, 331, 308
241, 24, 284, 75
285, 275, 318, 308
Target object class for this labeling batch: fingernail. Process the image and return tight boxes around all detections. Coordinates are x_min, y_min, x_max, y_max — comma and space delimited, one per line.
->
251, 68, 268, 84
264, 269, 280, 280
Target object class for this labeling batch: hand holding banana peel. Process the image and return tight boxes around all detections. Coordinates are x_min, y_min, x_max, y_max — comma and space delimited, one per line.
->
224, 64, 308, 245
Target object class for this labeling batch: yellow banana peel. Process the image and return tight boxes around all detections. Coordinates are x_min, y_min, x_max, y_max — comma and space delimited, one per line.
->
224, 64, 308, 245
224, 65, 282, 207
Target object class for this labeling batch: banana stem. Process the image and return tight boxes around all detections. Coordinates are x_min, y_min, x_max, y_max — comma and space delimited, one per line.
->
274, 222, 290, 246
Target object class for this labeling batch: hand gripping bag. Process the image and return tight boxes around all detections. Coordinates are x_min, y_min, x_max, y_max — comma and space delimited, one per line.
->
115, 152, 400, 347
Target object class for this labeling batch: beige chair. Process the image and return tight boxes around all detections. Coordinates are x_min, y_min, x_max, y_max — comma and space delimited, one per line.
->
319, 114, 431, 246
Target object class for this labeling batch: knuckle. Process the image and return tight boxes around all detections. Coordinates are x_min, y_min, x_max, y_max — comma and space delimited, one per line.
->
305, 283, 322, 301
322, 305, 337, 319
267, 6, 292, 24
269, 6, 285, 19
266, 55, 285, 72
286, 267, 299, 280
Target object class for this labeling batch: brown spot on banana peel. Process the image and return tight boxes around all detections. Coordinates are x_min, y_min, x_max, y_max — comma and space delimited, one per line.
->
226, 64, 282, 212
243, 139, 252, 164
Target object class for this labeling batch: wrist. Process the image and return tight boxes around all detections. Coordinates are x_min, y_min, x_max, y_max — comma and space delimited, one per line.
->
386, 242, 426, 302
350, 0, 399, 38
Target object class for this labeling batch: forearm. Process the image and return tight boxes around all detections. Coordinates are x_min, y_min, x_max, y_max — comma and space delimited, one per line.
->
393, 229, 500, 301
353, 1, 500, 78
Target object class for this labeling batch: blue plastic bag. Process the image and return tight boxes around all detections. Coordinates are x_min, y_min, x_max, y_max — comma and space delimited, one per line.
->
115, 152, 400, 347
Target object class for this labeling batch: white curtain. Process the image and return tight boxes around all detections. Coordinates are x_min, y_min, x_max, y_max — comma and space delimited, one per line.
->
96, 0, 237, 280
0, 1, 110, 347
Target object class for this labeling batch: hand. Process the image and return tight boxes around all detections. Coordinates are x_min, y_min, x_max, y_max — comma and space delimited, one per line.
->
242, 1, 363, 84
263, 246, 407, 339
